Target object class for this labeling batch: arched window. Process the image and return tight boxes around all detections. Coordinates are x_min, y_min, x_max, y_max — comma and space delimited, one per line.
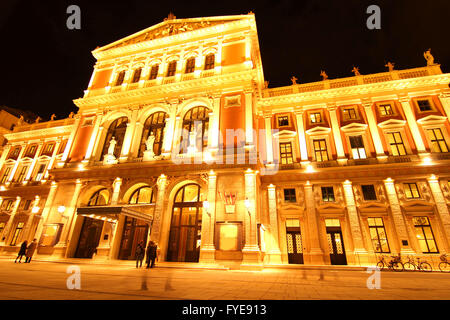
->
149, 64, 159, 80
131, 68, 142, 83
139, 112, 167, 157
180, 106, 211, 153
167, 184, 203, 262
185, 57, 195, 73
88, 188, 109, 206
204, 54, 215, 70
101, 117, 128, 159
115, 71, 126, 86
166, 61, 177, 77
128, 186, 154, 204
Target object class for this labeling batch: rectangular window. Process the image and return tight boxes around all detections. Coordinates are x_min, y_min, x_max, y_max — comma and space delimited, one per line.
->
321, 187, 335, 202
277, 116, 289, 127
5, 200, 14, 211
57, 140, 67, 155
10, 222, 24, 246
404, 183, 420, 199
417, 99, 433, 112
427, 128, 448, 153
379, 104, 394, 116
361, 185, 377, 201
0, 167, 11, 184
25, 145, 37, 158
204, 54, 215, 70
310, 112, 322, 124
185, 58, 196, 73
149, 65, 159, 80
17, 166, 28, 182
349, 135, 366, 159
368, 217, 390, 253
42, 143, 55, 156
283, 189, 296, 202
387, 132, 407, 156
35, 164, 46, 182
166, 61, 177, 77
413, 217, 438, 253
342, 108, 357, 120
313, 139, 328, 162
115, 71, 125, 86
0, 222, 5, 237
131, 68, 142, 83
23, 200, 32, 211
279, 142, 293, 164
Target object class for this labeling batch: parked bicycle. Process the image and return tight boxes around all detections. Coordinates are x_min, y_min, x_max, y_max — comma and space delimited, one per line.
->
403, 256, 432, 272
376, 254, 404, 272
439, 254, 450, 273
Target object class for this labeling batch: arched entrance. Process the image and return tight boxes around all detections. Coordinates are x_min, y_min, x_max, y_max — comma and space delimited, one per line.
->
167, 184, 203, 262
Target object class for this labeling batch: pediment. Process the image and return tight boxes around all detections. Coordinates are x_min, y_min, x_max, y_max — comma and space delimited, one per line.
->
317, 203, 345, 214
280, 204, 303, 211
95, 15, 245, 52
417, 114, 447, 124
378, 119, 407, 128
359, 202, 388, 214
5, 159, 16, 164
38, 155, 52, 160
402, 200, 435, 213
340, 122, 368, 132
273, 130, 297, 138
306, 126, 331, 135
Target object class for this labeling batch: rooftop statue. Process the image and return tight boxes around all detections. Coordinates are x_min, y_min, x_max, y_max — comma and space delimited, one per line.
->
385, 61, 395, 72
424, 49, 435, 66
320, 70, 328, 81
290, 76, 298, 85
35, 116, 42, 123
351, 66, 361, 76
50, 114, 56, 121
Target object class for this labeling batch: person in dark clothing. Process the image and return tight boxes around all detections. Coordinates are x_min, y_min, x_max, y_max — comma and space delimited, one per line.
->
135, 240, 145, 268
25, 239, 37, 263
15, 240, 28, 263
146, 241, 157, 268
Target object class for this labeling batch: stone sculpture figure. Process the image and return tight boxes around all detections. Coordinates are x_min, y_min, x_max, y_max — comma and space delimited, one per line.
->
424, 49, 435, 66
146, 132, 155, 152
385, 62, 395, 71
320, 70, 328, 80
50, 114, 56, 121
108, 136, 117, 155
351, 66, 360, 76
290, 76, 298, 85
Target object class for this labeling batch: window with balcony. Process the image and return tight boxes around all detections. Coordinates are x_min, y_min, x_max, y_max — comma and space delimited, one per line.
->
349, 135, 366, 159
279, 142, 293, 164
149, 64, 159, 80
313, 139, 328, 162
368, 217, 390, 253
101, 116, 128, 160
166, 61, 177, 77
283, 188, 296, 203
309, 112, 322, 124
404, 183, 420, 199
321, 186, 335, 202
361, 185, 377, 201
417, 99, 433, 112
342, 107, 357, 121
16, 166, 28, 183
0, 167, 11, 184
379, 103, 394, 116
413, 216, 438, 253
131, 68, 142, 83
185, 58, 196, 73
387, 132, 407, 156
204, 54, 215, 70
115, 70, 126, 86
139, 111, 167, 157
427, 128, 448, 153
35, 164, 46, 182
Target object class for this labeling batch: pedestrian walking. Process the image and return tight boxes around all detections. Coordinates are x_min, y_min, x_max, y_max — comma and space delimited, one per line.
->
25, 239, 37, 263
135, 240, 145, 268
146, 241, 157, 268
14, 240, 28, 263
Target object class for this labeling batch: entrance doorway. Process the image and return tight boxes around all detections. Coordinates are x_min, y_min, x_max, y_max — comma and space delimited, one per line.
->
285, 219, 303, 264
118, 217, 149, 260
75, 217, 104, 258
325, 219, 347, 265
167, 184, 203, 262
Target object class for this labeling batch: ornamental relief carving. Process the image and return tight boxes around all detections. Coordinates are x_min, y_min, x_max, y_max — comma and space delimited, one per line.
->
440, 181, 450, 202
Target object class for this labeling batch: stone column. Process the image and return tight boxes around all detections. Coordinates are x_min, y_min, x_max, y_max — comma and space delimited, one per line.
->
328, 105, 347, 164
33, 182, 59, 244
0, 196, 21, 246
267, 184, 282, 263
150, 174, 168, 244
427, 175, 450, 252
342, 180, 369, 264
304, 182, 325, 264
120, 112, 138, 161
398, 96, 428, 157
244, 90, 254, 147
84, 113, 103, 161
200, 171, 217, 264
362, 100, 387, 160
209, 95, 221, 152
60, 116, 81, 164
294, 108, 309, 164
439, 92, 450, 119
383, 178, 415, 254
264, 115, 274, 164
20, 196, 40, 242
7, 143, 27, 183
242, 169, 262, 269
111, 177, 122, 205
44, 140, 62, 179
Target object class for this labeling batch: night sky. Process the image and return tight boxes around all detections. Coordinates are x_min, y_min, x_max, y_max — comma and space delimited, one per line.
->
0, 0, 449, 120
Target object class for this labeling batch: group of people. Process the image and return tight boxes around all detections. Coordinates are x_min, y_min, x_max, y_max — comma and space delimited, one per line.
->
135, 240, 158, 269
14, 239, 37, 263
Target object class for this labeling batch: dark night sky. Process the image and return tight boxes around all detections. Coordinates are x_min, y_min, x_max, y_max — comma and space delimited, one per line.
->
0, 0, 449, 120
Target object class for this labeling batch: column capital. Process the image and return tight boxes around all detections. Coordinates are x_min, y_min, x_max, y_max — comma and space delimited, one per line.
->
294, 106, 305, 115
361, 98, 373, 107
267, 183, 276, 190
263, 112, 272, 119
427, 174, 439, 183
327, 103, 338, 112
439, 91, 450, 99
383, 177, 395, 184
397, 95, 410, 103
342, 179, 352, 186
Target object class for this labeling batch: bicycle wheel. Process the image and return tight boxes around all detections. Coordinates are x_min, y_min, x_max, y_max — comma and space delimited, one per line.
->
403, 262, 416, 271
439, 262, 450, 273
420, 262, 432, 272
392, 262, 404, 272
376, 261, 385, 271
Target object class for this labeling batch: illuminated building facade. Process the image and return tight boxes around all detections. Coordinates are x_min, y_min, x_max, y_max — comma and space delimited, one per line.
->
1, 13, 450, 268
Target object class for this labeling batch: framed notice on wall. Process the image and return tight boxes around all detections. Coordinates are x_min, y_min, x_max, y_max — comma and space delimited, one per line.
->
39, 223, 63, 247
214, 221, 243, 251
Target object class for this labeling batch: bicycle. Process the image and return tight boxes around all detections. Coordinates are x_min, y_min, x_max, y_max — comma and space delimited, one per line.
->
403, 256, 432, 272
439, 254, 450, 273
376, 254, 404, 272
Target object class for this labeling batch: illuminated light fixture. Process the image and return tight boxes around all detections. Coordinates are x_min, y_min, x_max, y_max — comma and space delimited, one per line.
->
57, 205, 66, 213
422, 157, 433, 165
306, 164, 314, 173
0, 186, 5, 191
78, 163, 85, 171
429, 174, 437, 181
31, 206, 40, 214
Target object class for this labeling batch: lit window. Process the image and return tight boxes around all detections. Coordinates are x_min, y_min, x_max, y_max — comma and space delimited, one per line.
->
361, 185, 377, 201
131, 68, 142, 83
313, 139, 328, 162
0, 167, 11, 184
115, 71, 126, 86
139, 112, 166, 157
404, 183, 420, 199
5, 200, 14, 211
379, 104, 394, 116
185, 58, 196, 73
277, 116, 289, 127
10, 222, 24, 246
310, 112, 322, 124
387, 132, 407, 156
42, 143, 55, 156
16, 166, 28, 182
427, 128, 448, 153
279, 142, 293, 164
417, 99, 433, 112
149, 64, 159, 80
204, 54, 215, 70
23, 200, 32, 211
349, 136, 366, 159
0, 222, 5, 237
368, 218, 390, 253
129, 186, 153, 204
166, 61, 177, 77
321, 187, 335, 202
342, 108, 357, 120
88, 189, 109, 206
283, 189, 296, 202
35, 164, 46, 181
413, 217, 438, 253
